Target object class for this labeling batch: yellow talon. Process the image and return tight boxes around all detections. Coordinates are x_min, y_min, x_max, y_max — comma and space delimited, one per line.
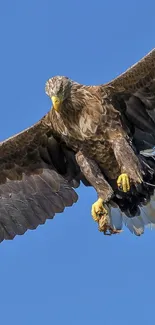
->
91, 198, 108, 223
117, 173, 130, 192
91, 198, 123, 235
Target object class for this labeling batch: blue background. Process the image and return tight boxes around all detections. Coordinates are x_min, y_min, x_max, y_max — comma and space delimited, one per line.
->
0, 1, 155, 324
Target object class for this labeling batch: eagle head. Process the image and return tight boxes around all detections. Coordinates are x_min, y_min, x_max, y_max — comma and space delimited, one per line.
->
45, 76, 72, 112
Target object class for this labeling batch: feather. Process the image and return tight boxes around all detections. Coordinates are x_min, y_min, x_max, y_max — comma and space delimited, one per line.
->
140, 147, 155, 158
109, 207, 123, 230
122, 214, 144, 236
0, 119, 80, 242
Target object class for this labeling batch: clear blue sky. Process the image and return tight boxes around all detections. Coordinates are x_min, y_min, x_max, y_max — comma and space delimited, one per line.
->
0, 1, 155, 324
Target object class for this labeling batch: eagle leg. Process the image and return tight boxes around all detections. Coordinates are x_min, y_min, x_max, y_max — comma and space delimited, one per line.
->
117, 173, 130, 192
91, 197, 108, 223
111, 137, 143, 189
75, 151, 120, 235
91, 198, 122, 235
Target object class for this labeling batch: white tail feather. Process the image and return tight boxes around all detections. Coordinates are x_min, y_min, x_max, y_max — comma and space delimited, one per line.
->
108, 206, 123, 230
122, 214, 144, 235
109, 193, 155, 235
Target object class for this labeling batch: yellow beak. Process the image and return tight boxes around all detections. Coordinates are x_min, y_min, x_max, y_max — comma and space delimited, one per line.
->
51, 96, 62, 112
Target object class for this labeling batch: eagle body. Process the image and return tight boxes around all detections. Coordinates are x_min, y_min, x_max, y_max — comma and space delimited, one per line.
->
0, 49, 155, 241
50, 85, 125, 180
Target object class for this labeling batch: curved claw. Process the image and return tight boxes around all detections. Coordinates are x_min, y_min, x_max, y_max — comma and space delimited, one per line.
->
98, 216, 123, 235
117, 173, 130, 192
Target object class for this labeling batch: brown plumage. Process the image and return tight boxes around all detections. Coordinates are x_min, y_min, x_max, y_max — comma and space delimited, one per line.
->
1, 49, 155, 241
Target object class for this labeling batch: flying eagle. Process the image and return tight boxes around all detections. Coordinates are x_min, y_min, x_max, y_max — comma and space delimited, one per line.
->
1, 49, 155, 242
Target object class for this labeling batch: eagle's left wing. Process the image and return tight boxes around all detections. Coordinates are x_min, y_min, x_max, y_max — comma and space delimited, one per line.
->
99, 48, 155, 235
103, 48, 155, 144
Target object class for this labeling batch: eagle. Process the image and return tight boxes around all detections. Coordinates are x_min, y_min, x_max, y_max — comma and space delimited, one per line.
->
1, 49, 155, 242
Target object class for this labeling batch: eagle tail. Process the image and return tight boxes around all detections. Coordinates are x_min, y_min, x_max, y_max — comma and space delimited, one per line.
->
109, 202, 155, 236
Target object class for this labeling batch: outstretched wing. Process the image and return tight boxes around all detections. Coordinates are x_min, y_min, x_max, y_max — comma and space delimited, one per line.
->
104, 48, 155, 148
0, 116, 81, 242
101, 49, 155, 235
